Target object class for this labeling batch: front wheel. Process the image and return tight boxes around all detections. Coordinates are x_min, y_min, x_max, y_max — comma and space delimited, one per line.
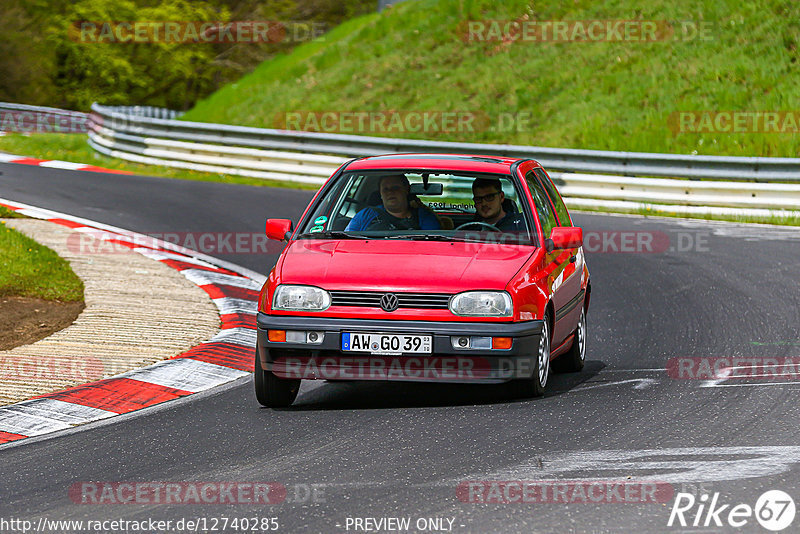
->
553, 307, 586, 373
509, 314, 551, 398
254, 349, 300, 407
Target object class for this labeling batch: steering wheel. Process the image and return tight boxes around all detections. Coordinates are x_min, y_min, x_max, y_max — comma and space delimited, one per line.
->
455, 221, 502, 232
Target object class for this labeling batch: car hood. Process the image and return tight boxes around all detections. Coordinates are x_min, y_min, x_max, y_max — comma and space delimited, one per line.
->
278, 239, 534, 293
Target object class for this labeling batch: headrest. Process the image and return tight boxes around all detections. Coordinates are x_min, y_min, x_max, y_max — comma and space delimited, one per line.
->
367, 190, 382, 206
503, 198, 519, 214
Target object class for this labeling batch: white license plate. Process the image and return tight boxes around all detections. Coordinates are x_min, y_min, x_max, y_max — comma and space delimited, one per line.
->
342, 332, 432, 354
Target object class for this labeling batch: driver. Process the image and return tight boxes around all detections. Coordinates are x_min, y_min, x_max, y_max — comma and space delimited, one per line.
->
471, 178, 525, 231
346, 174, 441, 231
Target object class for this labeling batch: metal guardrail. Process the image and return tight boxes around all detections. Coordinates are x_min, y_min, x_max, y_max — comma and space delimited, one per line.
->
0, 102, 89, 134
3, 101, 796, 217
89, 103, 800, 182
85, 104, 800, 217
5, 100, 795, 219
100, 105, 179, 120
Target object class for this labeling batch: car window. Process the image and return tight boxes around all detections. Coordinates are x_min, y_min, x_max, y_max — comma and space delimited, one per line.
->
300, 174, 358, 232
534, 168, 572, 226
525, 170, 558, 239
296, 170, 534, 245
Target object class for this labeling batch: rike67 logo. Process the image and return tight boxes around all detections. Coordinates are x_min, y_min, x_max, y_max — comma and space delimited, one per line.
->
668, 490, 796, 531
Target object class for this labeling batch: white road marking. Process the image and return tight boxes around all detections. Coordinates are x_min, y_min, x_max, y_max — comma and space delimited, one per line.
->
181, 269, 261, 290
700, 364, 799, 387
212, 297, 258, 315
133, 247, 218, 268
698, 382, 800, 388
121, 358, 248, 393
572, 378, 658, 391
0, 399, 116, 437
599, 369, 667, 373
464, 446, 800, 485
671, 219, 800, 242
13, 208, 54, 219
72, 227, 114, 235
699, 366, 733, 388
0, 411, 70, 437
2, 399, 116, 423
38, 160, 88, 170
211, 327, 257, 347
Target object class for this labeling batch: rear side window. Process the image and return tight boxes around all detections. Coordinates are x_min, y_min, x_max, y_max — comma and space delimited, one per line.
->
525, 171, 558, 239
534, 168, 572, 226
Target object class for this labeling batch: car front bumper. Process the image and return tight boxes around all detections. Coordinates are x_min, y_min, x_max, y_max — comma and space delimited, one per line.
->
256, 312, 544, 383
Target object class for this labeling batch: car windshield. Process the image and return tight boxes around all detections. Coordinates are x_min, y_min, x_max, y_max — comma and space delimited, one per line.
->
296, 170, 535, 245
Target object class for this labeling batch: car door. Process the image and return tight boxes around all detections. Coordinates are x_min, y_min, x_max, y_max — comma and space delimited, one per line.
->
519, 164, 581, 349
533, 167, 585, 347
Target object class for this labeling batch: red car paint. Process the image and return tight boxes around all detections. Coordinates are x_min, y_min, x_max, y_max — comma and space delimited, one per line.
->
260, 154, 589, 356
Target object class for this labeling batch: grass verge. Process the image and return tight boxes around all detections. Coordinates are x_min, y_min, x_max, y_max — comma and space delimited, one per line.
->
0, 207, 26, 219
182, 0, 800, 158
0, 133, 319, 190
0, 221, 84, 302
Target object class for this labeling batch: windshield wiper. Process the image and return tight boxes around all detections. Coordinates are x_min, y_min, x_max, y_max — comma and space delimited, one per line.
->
386, 234, 461, 241
388, 233, 532, 245
296, 231, 371, 239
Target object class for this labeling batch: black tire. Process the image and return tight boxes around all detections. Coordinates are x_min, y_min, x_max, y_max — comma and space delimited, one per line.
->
254, 348, 301, 407
553, 307, 586, 373
509, 313, 551, 398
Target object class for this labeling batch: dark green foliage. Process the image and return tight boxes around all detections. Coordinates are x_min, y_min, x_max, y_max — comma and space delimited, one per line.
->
0, 0, 375, 111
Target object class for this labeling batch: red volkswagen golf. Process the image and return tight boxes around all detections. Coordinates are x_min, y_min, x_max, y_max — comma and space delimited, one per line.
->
256, 154, 590, 406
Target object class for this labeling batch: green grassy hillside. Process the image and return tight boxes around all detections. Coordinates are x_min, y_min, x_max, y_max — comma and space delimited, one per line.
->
182, 0, 800, 158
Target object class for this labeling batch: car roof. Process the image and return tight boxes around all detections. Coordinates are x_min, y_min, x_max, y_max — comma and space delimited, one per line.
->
346, 153, 538, 174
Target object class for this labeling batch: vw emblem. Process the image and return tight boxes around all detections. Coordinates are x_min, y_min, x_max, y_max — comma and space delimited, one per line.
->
380, 293, 399, 312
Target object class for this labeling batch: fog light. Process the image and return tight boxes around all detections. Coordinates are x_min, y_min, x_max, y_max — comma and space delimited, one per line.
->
268, 330, 286, 342
451, 336, 493, 349
492, 337, 512, 350
452, 336, 471, 349
306, 331, 324, 344
283, 330, 325, 344
470, 336, 492, 349
286, 330, 306, 343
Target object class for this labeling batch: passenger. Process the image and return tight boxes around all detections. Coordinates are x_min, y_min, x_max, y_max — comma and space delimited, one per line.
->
471, 177, 525, 231
346, 174, 441, 231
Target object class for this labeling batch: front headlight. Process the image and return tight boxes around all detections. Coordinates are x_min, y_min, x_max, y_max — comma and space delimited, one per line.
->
449, 291, 512, 317
272, 285, 331, 311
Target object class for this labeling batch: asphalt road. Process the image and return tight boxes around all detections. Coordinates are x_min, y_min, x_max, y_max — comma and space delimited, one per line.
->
2, 163, 800, 533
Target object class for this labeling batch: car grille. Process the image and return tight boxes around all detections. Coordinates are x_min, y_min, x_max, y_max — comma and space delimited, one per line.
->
329, 291, 451, 309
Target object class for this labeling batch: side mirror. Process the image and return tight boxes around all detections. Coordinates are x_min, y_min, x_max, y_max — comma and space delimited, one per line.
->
266, 219, 293, 242
545, 227, 583, 252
